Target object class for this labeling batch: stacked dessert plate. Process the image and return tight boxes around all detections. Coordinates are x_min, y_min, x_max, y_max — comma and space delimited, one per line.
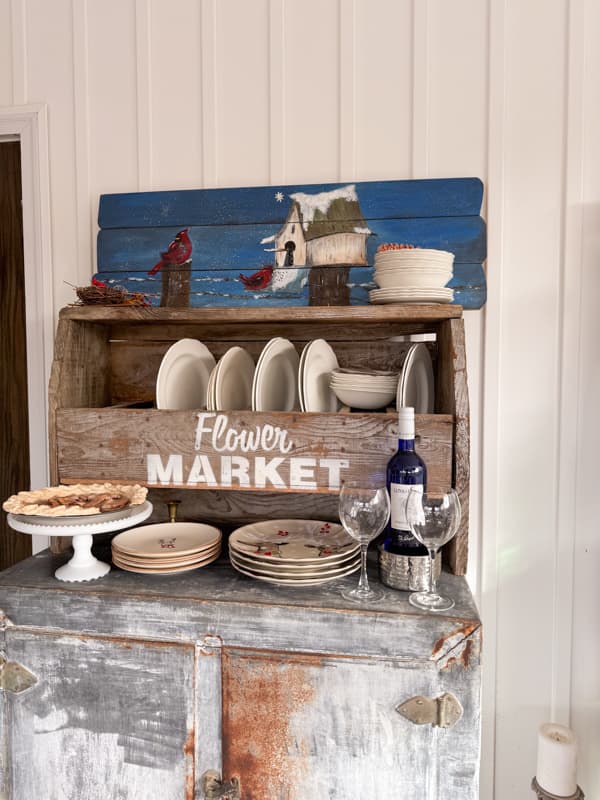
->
111, 521, 222, 575
228, 519, 360, 586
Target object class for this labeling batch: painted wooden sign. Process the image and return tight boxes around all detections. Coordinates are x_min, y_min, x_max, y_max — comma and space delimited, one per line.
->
94, 177, 487, 310
55, 409, 453, 495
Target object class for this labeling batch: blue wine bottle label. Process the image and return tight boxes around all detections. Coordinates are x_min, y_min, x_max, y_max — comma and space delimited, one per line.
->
390, 483, 423, 529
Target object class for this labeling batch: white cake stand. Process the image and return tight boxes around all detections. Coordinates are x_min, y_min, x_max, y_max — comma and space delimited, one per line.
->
7, 501, 153, 582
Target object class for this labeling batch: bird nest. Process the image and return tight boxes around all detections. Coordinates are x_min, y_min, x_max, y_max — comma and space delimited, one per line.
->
76, 285, 128, 305
74, 284, 149, 307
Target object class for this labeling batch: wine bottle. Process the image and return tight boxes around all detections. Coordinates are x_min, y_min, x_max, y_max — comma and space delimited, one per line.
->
384, 406, 427, 555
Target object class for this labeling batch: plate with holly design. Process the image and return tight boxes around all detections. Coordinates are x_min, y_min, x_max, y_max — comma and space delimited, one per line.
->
228, 519, 358, 563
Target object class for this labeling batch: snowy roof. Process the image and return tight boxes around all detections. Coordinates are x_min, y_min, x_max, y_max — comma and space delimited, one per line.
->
283, 184, 371, 240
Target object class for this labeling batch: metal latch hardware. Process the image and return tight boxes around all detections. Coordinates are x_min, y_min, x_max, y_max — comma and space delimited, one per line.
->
0, 655, 38, 694
202, 770, 241, 800
396, 692, 463, 728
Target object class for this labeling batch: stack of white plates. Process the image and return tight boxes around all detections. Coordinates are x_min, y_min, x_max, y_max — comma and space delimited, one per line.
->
228, 519, 361, 586
329, 368, 398, 410
207, 346, 255, 411
111, 521, 222, 575
298, 339, 340, 412
252, 338, 300, 411
396, 343, 434, 413
370, 247, 454, 304
156, 339, 216, 410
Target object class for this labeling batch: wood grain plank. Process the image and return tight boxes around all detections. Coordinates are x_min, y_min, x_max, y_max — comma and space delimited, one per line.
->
60, 304, 462, 324
98, 177, 484, 228
437, 318, 470, 575
96, 217, 486, 270
55, 409, 453, 495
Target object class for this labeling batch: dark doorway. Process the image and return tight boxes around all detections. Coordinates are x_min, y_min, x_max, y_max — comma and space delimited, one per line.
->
0, 140, 32, 569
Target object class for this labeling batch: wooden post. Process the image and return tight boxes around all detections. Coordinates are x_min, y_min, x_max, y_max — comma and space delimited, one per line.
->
308, 265, 350, 306
160, 260, 191, 307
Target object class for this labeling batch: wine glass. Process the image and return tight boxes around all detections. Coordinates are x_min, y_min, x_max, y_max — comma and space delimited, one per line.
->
405, 488, 461, 611
338, 484, 390, 603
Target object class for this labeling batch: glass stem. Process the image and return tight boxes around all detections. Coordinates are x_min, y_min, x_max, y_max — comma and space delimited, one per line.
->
358, 544, 370, 592
428, 548, 437, 596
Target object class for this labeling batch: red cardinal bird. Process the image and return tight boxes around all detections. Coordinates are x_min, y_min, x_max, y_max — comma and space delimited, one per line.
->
148, 229, 192, 275
239, 265, 274, 290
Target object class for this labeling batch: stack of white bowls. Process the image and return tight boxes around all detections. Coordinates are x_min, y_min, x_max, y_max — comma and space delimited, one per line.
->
329, 368, 398, 410
370, 246, 455, 304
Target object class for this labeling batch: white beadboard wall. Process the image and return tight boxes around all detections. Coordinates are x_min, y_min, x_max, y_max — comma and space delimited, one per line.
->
0, 0, 598, 796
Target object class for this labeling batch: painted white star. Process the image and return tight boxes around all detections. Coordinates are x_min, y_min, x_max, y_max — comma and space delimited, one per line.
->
275, 191, 284, 203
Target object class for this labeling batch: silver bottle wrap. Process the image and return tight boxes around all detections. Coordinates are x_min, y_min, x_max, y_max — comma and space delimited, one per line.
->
378, 545, 441, 592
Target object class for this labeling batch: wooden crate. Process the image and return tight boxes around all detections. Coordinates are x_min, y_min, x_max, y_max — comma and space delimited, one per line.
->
48, 303, 470, 574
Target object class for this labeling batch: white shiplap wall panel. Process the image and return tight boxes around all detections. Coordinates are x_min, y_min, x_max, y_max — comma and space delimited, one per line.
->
423, 0, 488, 618
284, 0, 340, 183
149, 0, 204, 189
570, 1, 600, 795
353, 0, 412, 181
214, 0, 271, 186
493, 0, 569, 797
0, 1, 13, 105
24, 0, 80, 309
87, 0, 139, 196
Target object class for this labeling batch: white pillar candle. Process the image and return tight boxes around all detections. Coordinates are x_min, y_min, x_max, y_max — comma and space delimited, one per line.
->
536, 722, 578, 797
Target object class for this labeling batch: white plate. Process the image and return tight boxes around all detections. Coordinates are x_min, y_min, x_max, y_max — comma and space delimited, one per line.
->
229, 547, 359, 575
214, 346, 255, 411
229, 519, 357, 562
301, 339, 340, 413
206, 365, 217, 410
252, 338, 299, 411
229, 555, 360, 586
112, 521, 222, 558
251, 337, 281, 409
297, 342, 309, 411
397, 343, 435, 413
113, 543, 221, 568
113, 550, 220, 575
156, 339, 216, 410
369, 288, 454, 304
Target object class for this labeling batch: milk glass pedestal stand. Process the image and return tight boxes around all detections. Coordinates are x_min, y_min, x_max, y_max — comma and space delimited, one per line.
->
7, 501, 153, 582
531, 778, 584, 799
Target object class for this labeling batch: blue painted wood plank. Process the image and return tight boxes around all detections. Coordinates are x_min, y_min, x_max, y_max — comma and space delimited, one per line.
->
97, 216, 486, 271
92, 263, 486, 310
98, 178, 484, 229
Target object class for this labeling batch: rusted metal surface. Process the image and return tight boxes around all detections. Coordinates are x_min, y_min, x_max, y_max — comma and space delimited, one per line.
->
431, 622, 479, 670
222, 651, 317, 798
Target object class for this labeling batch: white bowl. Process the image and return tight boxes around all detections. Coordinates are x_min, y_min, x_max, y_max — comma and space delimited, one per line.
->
330, 383, 397, 409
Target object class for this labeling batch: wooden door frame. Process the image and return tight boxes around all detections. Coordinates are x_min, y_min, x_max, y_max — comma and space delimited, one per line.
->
0, 105, 53, 542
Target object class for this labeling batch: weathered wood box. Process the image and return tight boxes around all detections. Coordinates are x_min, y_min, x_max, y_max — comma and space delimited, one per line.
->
48, 302, 470, 573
